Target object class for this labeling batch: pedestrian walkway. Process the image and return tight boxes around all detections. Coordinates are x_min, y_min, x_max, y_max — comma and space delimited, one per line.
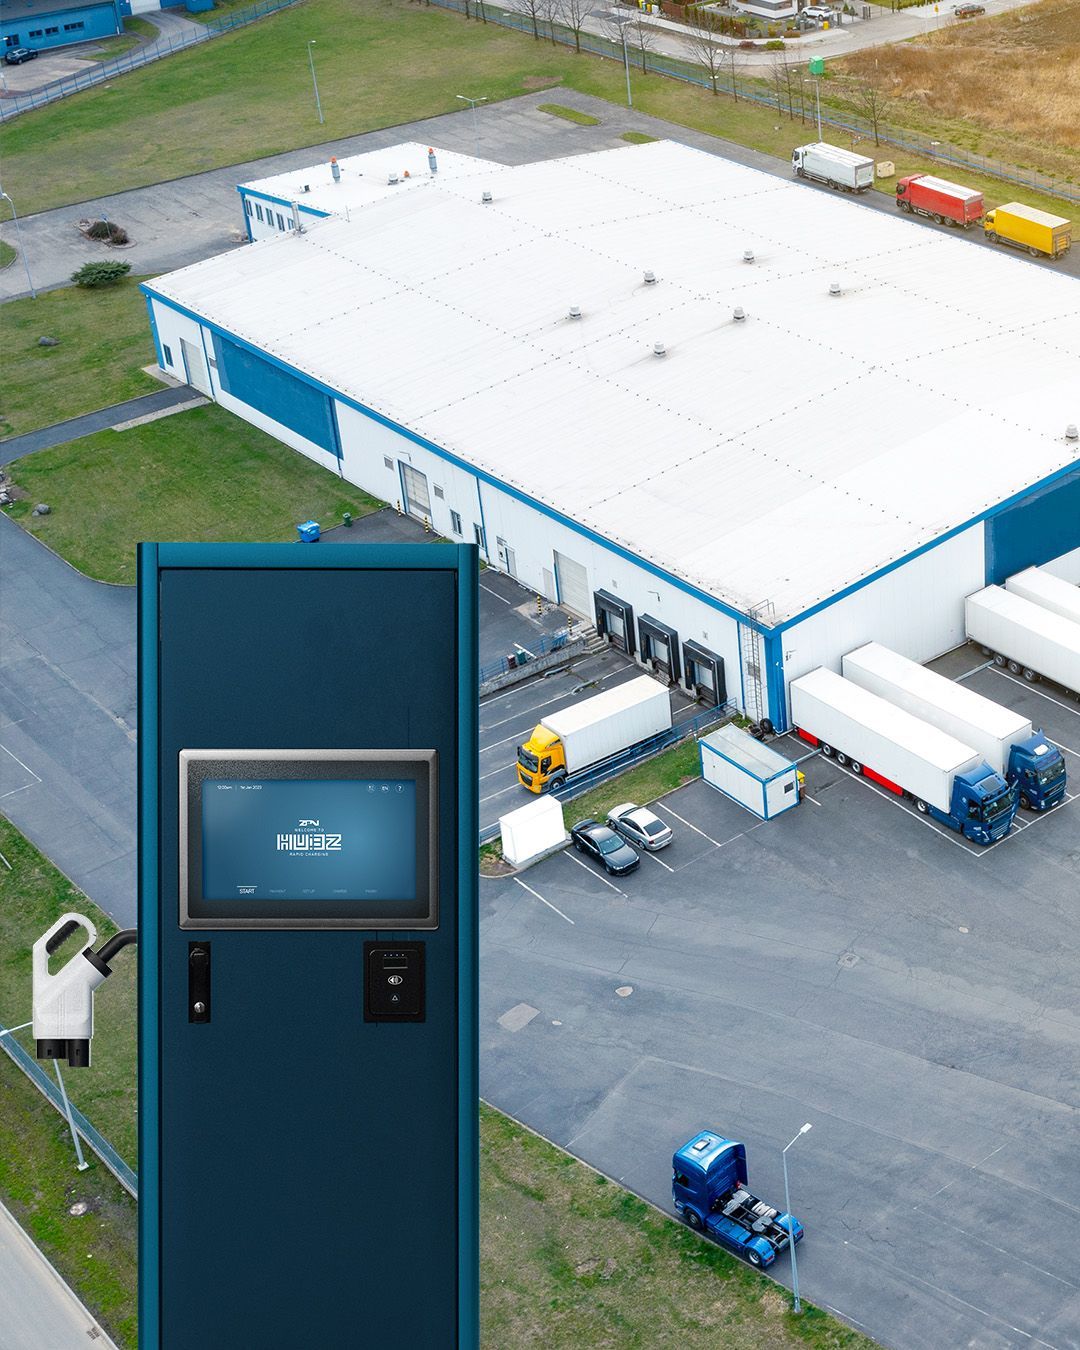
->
0, 385, 200, 465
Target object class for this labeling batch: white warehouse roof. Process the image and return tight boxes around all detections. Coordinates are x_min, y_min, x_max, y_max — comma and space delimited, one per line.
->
241, 142, 488, 218
149, 140, 1080, 623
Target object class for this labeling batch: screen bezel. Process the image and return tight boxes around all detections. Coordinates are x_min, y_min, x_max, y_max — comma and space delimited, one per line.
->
179, 749, 437, 930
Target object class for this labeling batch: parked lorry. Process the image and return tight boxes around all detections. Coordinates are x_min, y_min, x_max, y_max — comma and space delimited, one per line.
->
966, 585, 1080, 698
516, 674, 671, 793
791, 667, 1016, 843
983, 203, 1072, 259
672, 1131, 803, 1269
895, 174, 983, 228
1006, 566, 1080, 627
843, 642, 1065, 811
791, 143, 873, 193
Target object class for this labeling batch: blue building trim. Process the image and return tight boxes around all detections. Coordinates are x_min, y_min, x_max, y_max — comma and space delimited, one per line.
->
236, 185, 329, 221
763, 628, 787, 732
474, 478, 490, 562
136, 543, 161, 1350
143, 293, 165, 372
984, 462, 1080, 585
736, 624, 746, 718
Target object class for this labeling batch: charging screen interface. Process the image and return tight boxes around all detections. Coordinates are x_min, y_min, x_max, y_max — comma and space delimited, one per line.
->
201, 779, 417, 902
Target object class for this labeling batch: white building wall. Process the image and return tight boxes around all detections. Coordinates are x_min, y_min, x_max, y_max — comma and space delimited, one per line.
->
779, 522, 986, 721
241, 194, 324, 243
1041, 547, 1080, 584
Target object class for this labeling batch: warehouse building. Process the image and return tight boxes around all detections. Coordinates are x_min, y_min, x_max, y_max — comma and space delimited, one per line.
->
142, 140, 1080, 730
1, 0, 121, 51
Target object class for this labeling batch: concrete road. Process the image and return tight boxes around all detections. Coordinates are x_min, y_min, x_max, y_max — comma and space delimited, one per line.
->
479, 646, 1080, 1348
0, 1200, 117, 1350
4, 87, 1076, 299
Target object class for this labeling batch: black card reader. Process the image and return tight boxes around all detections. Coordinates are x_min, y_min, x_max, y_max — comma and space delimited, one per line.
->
365, 943, 425, 1022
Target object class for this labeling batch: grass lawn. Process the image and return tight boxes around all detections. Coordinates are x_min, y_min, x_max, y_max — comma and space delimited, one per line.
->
0, 277, 159, 439
563, 733, 706, 831
4, 403, 385, 583
0, 819, 137, 1347
81, 15, 159, 61
0, 0, 1072, 220
0, 239, 15, 268
538, 102, 600, 125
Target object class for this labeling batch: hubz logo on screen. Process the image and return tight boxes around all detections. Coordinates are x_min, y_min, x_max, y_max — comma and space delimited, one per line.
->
276, 817, 344, 853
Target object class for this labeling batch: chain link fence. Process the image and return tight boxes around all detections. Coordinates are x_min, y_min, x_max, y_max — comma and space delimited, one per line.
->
0, 0, 299, 122
428, 0, 1079, 204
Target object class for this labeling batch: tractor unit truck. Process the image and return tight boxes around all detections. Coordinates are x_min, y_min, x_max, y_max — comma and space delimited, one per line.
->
983, 203, 1072, 259
843, 642, 1065, 811
895, 174, 983, 227
1006, 567, 1080, 626
791, 143, 874, 193
516, 675, 671, 793
791, 667, 1016, 844
966, 586, 1080, 698
672, 1132, 803, 1269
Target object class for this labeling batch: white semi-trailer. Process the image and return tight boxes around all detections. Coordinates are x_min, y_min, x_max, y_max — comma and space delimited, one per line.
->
791, 667, 1016, 844
1005, 567, 1080, 626
842, 642, 1066, 811
966, 585, 1080, 697
791, 143, 874, 193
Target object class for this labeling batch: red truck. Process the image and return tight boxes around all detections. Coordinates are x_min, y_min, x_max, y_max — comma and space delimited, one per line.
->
895, 174, 984, 228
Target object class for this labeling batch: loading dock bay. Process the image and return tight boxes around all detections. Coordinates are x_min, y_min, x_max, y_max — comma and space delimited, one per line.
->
479, 642, 1080, 1350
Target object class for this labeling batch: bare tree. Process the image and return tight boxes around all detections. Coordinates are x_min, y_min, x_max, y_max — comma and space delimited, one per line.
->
561, 0, 590, 50
517, 0, 543, 40
769, 54, 786, 114
684, 9, 726, 95
854, 80, 888, 145
632, 14, 656, 71
539, 0, 562, 43
727, 43, 741, 103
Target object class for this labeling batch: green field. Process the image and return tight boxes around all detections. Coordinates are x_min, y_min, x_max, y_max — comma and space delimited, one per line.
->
0, 239, 15, 269
0, 278, 158, 439
4, 404, 384, 582
81, 15, 158, 61
0, 0, 1071, 222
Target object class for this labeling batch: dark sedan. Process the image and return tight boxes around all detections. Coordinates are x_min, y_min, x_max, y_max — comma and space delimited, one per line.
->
569, 819, 640, 876
4, 47, 38, 65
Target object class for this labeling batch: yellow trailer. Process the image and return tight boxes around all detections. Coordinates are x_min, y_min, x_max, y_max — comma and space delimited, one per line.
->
984, 203, 1072, 259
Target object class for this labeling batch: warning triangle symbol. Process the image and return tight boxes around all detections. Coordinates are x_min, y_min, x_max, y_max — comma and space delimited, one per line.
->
390, 994, 400, 1003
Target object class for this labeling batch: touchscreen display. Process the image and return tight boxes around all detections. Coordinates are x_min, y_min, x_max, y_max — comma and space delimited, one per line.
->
201, 779, 417, 902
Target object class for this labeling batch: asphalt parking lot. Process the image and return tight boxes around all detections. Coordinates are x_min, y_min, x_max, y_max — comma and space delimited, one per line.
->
479, 641, 1080, 1350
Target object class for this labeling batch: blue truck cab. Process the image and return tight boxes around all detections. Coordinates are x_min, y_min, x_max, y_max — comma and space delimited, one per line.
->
1007, 732, 1066, 811
671, 1132, 803, 1268
939, 762, 1017, 844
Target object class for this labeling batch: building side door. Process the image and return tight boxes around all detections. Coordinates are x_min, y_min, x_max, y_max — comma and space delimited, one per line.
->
400, 463, 432, 521
180, 337, 211, 396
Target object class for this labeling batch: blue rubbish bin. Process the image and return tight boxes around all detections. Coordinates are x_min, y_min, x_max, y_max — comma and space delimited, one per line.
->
297, 520, 320, 543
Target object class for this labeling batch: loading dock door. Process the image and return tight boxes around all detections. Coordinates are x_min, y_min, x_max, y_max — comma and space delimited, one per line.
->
683, 640, 726, 705
593, 589, 635, 656
180, 337, 211, 396
401, 464, 432, 521
554, 551, 590, 619
639, 614, 681, 686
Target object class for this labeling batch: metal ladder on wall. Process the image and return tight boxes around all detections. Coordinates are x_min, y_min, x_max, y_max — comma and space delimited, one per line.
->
739, 600, 775, 724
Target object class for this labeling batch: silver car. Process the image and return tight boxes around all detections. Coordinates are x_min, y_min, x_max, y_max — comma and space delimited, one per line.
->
606, 802, 673, 851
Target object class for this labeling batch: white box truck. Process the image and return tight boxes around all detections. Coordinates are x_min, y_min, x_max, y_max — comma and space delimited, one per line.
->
842, 642, 1065, 811
1006, 567, 1080, 626
966, 586, 1080, 698
516, 675, 671, 792
791, 143, 874, 193
790, 667, 1016, 844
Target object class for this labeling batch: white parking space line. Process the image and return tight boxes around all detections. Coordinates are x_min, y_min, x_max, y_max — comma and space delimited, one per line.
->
642, 849, 675, 873
514, 877, 575, 924
653, 803, 727, 848
832, 762, 985, 856
800, 791, 823, 806
954, 659, 994, 683
479, 581, 513, 605
480, 783, 520, 806
0, 743, 42, 800
988, 668, 1080, 718
565, 851, 625, 895
514, 643, 535, 659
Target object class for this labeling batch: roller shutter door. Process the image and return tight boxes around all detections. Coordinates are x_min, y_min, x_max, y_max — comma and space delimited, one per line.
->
554, 551, 590, 618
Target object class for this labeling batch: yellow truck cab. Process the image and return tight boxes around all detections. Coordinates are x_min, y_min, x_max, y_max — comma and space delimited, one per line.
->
984, 203, 1072, 259
516, 725, 564, 792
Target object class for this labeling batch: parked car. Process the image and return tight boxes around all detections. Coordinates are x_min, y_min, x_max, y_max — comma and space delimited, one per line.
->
606, 802, 673, 851
951, 2, 984, 13
4, 47, 38, 65
569, 819, 640, 876
801, 6, 834, 18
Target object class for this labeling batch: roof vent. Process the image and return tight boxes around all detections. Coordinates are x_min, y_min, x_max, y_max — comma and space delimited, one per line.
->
1067, 423, 1079, 441
643, 269, 657, 285
733, 306, 746, 322
302, 184, 311, 193
568, 304, 582, 320
388, 172, 399, 185
330, 157, 341, 183
481, 190, 493, 204
653, 340, 666, 357
743, 249, 754, 264
829, 280, 842, 296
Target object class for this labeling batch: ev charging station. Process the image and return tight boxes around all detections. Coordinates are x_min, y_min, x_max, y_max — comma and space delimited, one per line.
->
138, 542, 478, 1349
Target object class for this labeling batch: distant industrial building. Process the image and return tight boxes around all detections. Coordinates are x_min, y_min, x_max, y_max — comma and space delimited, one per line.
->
142, 141, 1080, 729
1, 0, 121, 51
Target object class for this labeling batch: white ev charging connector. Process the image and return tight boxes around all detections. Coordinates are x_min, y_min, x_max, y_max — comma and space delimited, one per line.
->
33, 913, 137, 1068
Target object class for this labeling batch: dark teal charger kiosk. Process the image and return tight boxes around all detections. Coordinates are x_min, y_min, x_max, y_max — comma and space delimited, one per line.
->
138, 543, 478, 1349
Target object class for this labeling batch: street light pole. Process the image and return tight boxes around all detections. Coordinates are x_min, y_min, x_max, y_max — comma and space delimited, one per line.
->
307, 40, 324, 125
610, 9, 633, 108
0, 187, 36, 299
456, 94, 487, 159
782, 1123, 812, 1314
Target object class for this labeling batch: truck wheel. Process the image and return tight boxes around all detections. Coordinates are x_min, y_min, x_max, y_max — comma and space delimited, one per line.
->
685, 1209, 703, 1231
915, 799, 929, 814
1022, 668, 1036, 682
850, 760, 863, 775
1020, 792, 1031, 810
1007, 660, 1020, 674
993, 653, 1006, 667
836, 751, 849, 766
1028, 246, 1039, 257
986, 231, 997, 242
979, 646, 991, 656
935, 214, 945, 225
746, 1249, 763, 1267
820, 743, 834, 758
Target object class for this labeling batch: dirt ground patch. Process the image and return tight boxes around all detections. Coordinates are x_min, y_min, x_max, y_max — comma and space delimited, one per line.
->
837, 0, 1080, 173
